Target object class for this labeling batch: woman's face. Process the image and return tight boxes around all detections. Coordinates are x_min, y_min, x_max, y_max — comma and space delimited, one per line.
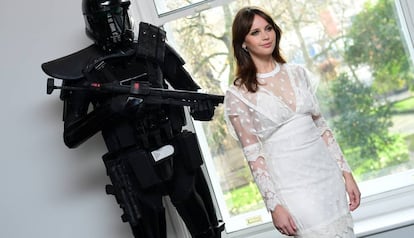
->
243, 15, 276, 59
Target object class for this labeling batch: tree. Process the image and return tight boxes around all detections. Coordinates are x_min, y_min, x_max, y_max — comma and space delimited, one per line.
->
327, 73, 409, 180
344, 0, 414, 93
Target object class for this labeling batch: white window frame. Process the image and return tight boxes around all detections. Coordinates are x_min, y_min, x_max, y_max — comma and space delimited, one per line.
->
398, 0, 414, 64
130, 0, 414, 237
133, 0, 234, 26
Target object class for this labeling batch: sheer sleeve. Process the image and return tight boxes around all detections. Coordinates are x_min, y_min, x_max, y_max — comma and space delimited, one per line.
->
224, 89, 281, 211
312, 115, 351, 172
300, 67, 352, 173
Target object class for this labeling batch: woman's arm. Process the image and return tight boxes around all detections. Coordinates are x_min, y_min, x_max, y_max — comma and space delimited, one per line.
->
313, 115, 361, 210
225, 90, 297, 235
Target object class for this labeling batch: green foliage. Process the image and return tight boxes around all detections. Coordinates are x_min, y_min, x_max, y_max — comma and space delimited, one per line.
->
391, 96, 414, 113
224, 182, 264, 216
404, 133, 414, 151
327, 73, 409, 180
344, 0, 414, 92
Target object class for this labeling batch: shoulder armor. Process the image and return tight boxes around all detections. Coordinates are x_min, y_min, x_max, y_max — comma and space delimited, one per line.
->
41, 44, 103, 80
163, 43, 200, 91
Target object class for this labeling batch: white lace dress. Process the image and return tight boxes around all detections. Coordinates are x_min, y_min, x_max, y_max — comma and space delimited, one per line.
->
224, 63, 355, 237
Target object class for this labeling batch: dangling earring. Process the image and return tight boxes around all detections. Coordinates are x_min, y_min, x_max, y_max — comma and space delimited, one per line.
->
242, 44, 248, 52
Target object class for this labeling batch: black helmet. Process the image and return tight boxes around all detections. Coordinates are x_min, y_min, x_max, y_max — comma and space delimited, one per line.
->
82, 0, 134, 51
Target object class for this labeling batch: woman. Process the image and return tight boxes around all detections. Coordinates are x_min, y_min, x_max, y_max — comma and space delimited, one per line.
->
224, 6, 361, 237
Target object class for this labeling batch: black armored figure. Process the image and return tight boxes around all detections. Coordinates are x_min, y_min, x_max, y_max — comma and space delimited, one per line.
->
41, 0, 224, 237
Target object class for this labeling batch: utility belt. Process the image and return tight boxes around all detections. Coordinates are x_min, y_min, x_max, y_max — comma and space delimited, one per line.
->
134, 119, 174, 150
103, 130, 203, 189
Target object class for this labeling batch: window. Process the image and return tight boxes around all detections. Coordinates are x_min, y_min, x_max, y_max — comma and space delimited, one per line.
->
137, 0, 234, 26
135, 0, 414, 235
152, 0, 211, 17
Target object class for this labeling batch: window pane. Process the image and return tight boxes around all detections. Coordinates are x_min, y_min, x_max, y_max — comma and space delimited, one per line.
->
164, 0, 414, 233
153, 0, 210, 16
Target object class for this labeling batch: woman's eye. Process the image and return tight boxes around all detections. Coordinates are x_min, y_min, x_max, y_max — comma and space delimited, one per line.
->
251, 30, 259, 35
265, 25, 273, 31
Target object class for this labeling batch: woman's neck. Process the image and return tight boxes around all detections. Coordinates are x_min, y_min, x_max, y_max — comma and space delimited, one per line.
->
252, 56, 276, 73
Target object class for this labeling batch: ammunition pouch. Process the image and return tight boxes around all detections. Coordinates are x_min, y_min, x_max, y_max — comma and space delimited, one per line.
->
173, 130, 204, 171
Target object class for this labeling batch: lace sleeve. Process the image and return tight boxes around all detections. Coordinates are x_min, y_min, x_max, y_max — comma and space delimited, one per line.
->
300, 67, 352, 173
313, 115, 351, 172
225, 90, 281, 211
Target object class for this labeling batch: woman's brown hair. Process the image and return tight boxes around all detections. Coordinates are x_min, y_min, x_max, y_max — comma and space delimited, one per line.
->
232, 6, 286, 92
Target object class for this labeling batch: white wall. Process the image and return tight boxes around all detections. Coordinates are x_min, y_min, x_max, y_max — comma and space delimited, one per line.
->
0, 0, 177, 237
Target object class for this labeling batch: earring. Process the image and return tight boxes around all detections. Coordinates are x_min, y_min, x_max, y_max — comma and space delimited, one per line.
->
242, 44, 248, 52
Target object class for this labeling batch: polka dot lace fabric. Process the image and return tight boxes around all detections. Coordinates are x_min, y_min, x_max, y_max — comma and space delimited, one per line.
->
224, 63, 354, 236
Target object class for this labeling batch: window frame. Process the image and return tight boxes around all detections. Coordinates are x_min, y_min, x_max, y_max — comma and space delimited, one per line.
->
130, 0, 414, 236
397, 0, 414, 64
133, 0, 234, 26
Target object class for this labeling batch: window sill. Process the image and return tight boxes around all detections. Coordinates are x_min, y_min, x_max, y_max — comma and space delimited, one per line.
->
355, 207, 414, 237
222, 171, 414, 238
352, 171, 414, 237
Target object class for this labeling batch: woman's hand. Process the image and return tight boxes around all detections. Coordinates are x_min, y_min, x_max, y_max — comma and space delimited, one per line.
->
271, 205, 297, 236
343, 172, 361, 211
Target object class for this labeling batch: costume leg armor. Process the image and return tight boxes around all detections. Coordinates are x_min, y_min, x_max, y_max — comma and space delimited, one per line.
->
103, 149, 167, 238
169, 131, 223, 238
195, 169, 224, 237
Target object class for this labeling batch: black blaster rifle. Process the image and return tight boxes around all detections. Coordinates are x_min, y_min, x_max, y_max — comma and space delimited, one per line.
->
46, 77, 224, 107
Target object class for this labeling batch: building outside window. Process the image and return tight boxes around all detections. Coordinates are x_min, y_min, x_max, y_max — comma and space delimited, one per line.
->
142, 0, 414, 235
